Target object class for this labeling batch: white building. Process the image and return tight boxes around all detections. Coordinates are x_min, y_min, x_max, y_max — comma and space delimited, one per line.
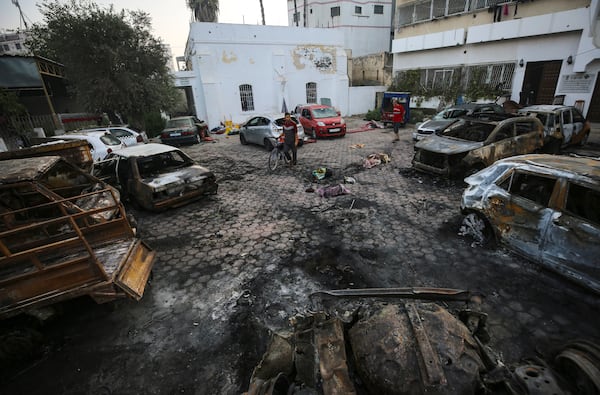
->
0, 30, 29, 56
176, 23, 350, 129
391, 0, 600, 121
286, 0, 394, 57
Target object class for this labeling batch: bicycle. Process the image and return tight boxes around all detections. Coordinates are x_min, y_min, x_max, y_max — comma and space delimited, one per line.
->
268, 136, 290, 171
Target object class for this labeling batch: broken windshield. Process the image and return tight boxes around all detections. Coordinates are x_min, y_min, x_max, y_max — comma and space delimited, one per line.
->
136, 151, 193, 178
312, 107, 338, 118
441, 121, 496, 142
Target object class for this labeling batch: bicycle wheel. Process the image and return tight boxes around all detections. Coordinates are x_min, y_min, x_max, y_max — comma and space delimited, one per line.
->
268, 148, 280, 171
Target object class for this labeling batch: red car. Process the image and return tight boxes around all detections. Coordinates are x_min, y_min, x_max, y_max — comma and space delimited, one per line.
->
296, 104, 346, 138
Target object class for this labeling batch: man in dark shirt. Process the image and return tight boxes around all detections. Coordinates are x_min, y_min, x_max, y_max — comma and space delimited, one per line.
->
281, 112, 298, 165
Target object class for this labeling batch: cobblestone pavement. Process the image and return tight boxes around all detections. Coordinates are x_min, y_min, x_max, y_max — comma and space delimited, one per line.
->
3, 119, 599, 394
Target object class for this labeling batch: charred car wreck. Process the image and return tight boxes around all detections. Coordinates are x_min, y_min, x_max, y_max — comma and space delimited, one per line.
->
244, 287, 600, 395
0, 157, 155, 319
93, 143, 218, 211
460, 154, 600, 294
412, 116, 544, 178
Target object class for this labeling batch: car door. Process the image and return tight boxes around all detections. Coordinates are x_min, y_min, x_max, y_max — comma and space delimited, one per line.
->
560, 109, 575, 145
540, 180, 600, 291
244, 117, 262, 144
513, 119, 543, 155
489, 170, 557, 260
484, 124, 516, 164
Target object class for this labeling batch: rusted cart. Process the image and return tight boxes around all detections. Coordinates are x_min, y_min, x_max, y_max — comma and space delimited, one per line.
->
0, 156, 155, 319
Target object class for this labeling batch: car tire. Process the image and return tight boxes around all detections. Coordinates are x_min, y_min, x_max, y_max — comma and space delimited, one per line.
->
195, 134, 201, 144
460, 212, 495, 247
240, 134, 248, 145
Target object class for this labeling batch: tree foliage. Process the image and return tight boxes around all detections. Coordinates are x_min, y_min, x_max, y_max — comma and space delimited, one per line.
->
27, 0, 179, 125
187, 0, 219, 22
0, 88, 26, 117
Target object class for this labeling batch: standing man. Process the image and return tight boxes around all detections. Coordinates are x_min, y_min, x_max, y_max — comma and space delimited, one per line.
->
392, 98, 405, 142
282, 112, 298, 166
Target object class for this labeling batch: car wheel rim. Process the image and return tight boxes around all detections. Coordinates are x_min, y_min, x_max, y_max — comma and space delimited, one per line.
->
268, 148, 279, 171
459, 213, 490, 245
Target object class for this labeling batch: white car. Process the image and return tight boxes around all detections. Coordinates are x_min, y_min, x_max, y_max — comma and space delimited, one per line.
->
84, 126, 148, 146
52, 131, 126, 161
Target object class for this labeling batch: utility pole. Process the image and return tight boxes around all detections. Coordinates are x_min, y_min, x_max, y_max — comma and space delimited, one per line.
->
12, 0, 29, 29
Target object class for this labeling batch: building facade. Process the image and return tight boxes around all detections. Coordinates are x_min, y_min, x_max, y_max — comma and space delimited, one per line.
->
390, 0, 600, 120
0, 30, 29, 56
286, 0, 394, 57
176, 23, 350, 129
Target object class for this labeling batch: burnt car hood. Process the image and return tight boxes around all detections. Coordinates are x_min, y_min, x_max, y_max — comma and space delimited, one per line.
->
143, 165, 213, 191
418, 119, 457, 132
415, 135, 484, 155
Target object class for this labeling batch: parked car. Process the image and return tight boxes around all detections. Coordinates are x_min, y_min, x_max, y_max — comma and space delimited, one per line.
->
240, 114, 306, 150
86, 126, 148, 146
92, 143, 218, 211
460, 154, 600, 293
413, 103, 505, 141
160, 116, 208, 146
297, 104, 346, 138
517, 105, 591, 152
52, 131, 126, 162
412, 115, 544, 177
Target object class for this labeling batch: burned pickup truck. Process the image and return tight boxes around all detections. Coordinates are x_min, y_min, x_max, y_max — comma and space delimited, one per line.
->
412, 115, 544, 178
0, 156, 155, 318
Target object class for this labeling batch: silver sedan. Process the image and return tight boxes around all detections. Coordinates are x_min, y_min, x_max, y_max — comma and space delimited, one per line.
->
240, 114, 305, 150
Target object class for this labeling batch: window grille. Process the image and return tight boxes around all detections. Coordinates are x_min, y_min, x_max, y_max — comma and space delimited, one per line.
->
397, 0, 507, 27
355, 6, 362, 14
293, 12, 300, 22
331, 6, 340, 17
374, 5, 384, 14
306, 82, 317, 103
239, 84, 254, 112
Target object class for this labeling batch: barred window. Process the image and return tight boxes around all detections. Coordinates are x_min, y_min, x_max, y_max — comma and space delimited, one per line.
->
306, 82, 317, 103
397, 0, 500, 27
293, 12, 300, 22
331, 6, 340, 17
239, 84, 254, 112
374, 5, 384, 14
355, 6, 362, 14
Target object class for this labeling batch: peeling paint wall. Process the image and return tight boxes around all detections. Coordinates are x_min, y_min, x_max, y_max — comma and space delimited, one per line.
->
292, 45, 337, 73
182, 23, 349, 128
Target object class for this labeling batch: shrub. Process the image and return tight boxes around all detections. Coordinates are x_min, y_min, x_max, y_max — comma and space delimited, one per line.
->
144, 112, 166, 138
365, 109, 381, 121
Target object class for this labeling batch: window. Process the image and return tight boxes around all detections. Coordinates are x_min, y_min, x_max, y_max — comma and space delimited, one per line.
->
355, 6, 362, 14
239, 84, 254, 112
505, 172, 556, 207
15, 43, 22, 50
566, 183, 600, 226
374, 5, 384, 14
293, 12, 300, 23
562, 110, 572, 125
306, 82, 317, 104
331, 6, 340, 17
2, 44, 9, 51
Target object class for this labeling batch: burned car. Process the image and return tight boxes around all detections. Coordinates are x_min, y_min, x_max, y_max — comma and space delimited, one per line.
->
93, 143, 218, 211
244, 287, 599, 395
412, 115, 544, 177
517, 105, 591, 152
460, 154, 600, 294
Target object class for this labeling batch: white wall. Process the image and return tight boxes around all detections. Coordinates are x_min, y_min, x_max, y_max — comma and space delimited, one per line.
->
391, 6, 599, 115
348, 85, 386, 115
185, 23, 350, 128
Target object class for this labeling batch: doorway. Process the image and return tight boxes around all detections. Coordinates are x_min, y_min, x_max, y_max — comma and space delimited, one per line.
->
520, 60, 562, 105
587, 72, 600, 122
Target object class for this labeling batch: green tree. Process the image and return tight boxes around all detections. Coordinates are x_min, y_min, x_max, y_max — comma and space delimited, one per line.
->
27, 0, 178, 126
187, 0, 219, 22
